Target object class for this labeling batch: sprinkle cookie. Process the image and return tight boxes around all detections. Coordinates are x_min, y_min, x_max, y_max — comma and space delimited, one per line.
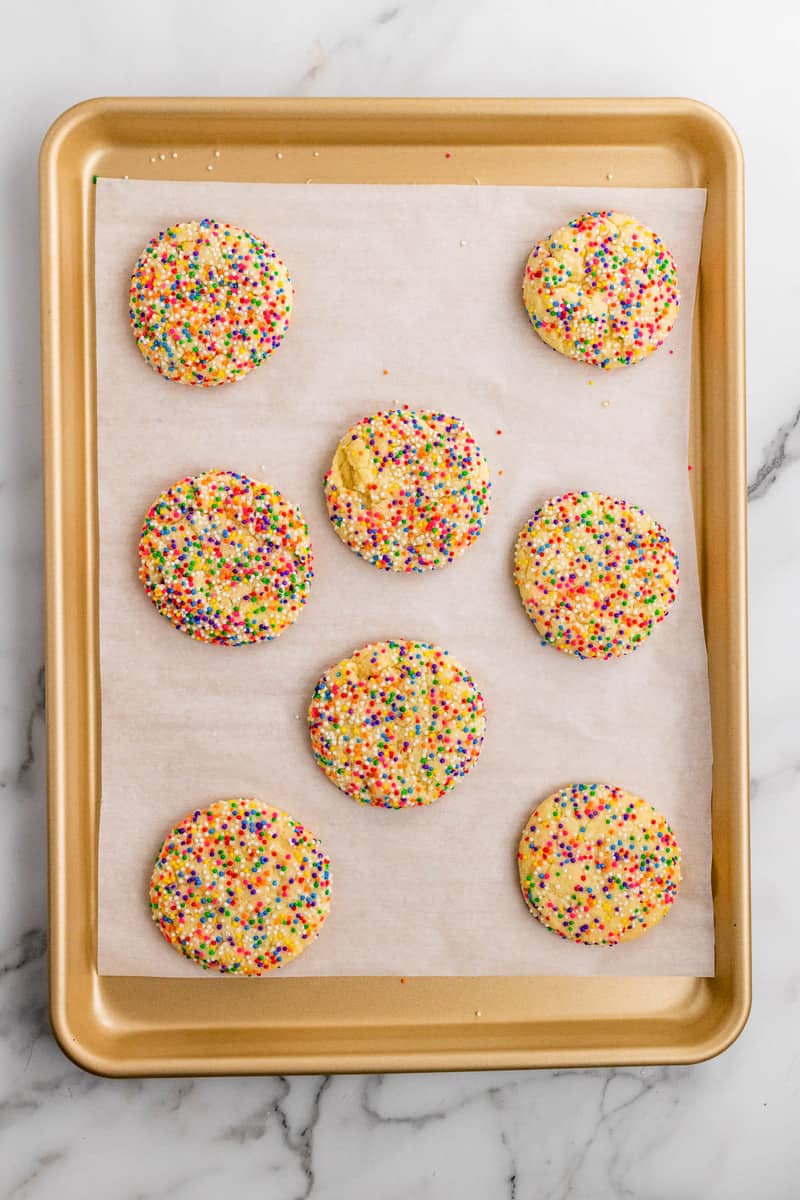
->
522, 211, 679, 369
138, 469, 313, 646
513, 491, 679, 659
129, 218, 293, 385
518, 783, 682, 945
150, 799, 332, 974
308, 639, 486, 808
324, 410, 491, 572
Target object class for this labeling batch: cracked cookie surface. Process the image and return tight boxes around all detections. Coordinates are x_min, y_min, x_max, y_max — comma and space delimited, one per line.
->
522, 210, 679, 369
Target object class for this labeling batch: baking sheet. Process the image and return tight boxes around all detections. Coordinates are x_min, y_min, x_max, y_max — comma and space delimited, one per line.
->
95, 178, 712, 978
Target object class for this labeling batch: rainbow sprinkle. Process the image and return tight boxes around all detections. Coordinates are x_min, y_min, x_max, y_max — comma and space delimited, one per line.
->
308, 639, 486, 808
324, 410, 491, 572
522, 211, 679, 369
514, 490, 679, 659
129, 218, 293, 386
138, 469, 313, 646
150, 799, 332, 974
518, 783, 682, 945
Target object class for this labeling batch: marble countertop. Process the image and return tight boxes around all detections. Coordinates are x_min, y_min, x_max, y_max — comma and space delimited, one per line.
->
2, 1, 795, 1196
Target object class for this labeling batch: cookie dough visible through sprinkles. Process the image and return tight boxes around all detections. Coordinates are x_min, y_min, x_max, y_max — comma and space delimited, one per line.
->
308, 639, 486, 808
150, 799, 332, 974
522, 211, 679, 369
324, 409, 491, 572
517, 783, 682, 945
129, 218, 293, 385
513, 491, 679, 659
138, 469, 313, 646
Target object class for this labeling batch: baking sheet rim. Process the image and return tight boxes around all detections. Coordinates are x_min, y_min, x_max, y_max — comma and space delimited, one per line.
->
40, 95, 750, 1074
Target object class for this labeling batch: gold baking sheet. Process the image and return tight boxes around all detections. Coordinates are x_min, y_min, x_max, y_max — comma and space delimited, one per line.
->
40, 97, 748, 1074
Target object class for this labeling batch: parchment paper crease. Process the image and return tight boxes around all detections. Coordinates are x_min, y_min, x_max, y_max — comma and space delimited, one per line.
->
95, 179, 712, 977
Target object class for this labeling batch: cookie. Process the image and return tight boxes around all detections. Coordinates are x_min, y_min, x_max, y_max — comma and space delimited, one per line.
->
308, 639, 486, 808
324, 410, 491, 572
522, 210, 679, 369
150, 799, 332, 974
518, 783, 682, 945
513, 491, 679, 659
129, 218, 293, 386
138, 469, 313, 646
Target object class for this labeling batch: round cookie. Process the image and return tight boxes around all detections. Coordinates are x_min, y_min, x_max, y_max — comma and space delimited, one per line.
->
308, 639, 486, 808
129, 218, 293, 386
522, 210, 679, 369
517, 783, 682, 945
150, 798, 332, 974
138, 469, 313, 646
513, 491, 679, 659
324, 410, 491, 572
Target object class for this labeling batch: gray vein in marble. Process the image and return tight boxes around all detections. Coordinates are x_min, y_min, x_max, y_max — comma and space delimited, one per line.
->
1, 1065, 100, 1136
218, 1089, 285, 1144
16, 665, 44, 786
0, 966, 49, 1053
127, 1162, 233, 1200
362, 1073, 448, 1129
8, 1150, 65, 1198
298, 6, 392, 91
539, 1068, 678, 1200
356, 1068, 691, 1199
217, 1075, 331, 1199
0, 1094, 38, 1134
0, 928, 46, 980
0, 992, 49, 1057
750, 761, 800, 802
160, 1081, 195, 1114
292, 1075, 331, 1198
748, 403, 800, 500
489, 1091, 518, 1200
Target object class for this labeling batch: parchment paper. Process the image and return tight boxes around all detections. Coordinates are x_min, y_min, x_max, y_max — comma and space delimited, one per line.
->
96, 179, 712, 977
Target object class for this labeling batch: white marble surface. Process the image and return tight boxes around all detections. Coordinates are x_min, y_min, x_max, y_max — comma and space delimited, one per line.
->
2, 1, 796, 1196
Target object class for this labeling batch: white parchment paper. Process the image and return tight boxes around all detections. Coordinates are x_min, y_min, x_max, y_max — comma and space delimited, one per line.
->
95, 179, 712, 977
